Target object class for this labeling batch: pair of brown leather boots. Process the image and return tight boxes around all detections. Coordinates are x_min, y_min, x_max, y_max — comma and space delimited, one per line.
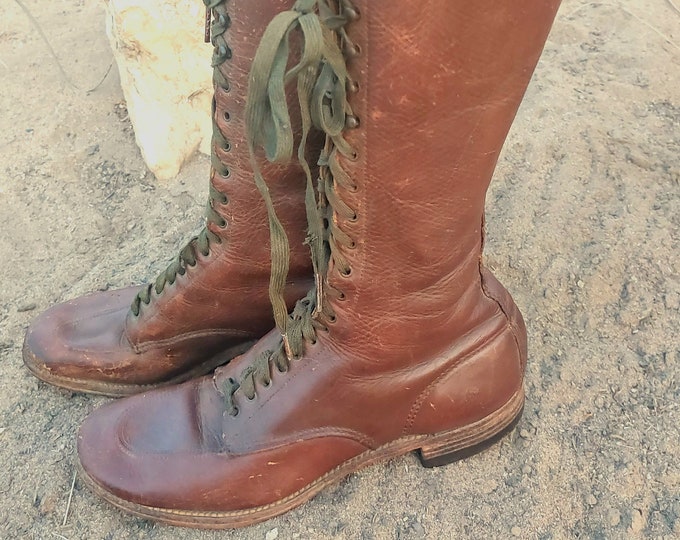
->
23, 0, 562, 529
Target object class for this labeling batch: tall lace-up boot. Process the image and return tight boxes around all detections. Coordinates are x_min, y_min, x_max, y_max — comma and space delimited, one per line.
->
77, 0, 562, 527
22, 0, 320, 396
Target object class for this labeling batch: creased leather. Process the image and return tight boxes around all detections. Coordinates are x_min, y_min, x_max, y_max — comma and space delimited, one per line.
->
79, 0, 562, 515
24, 0, 316, 388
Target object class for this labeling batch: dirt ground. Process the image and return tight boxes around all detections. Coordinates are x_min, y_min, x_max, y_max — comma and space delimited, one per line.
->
0, 0, 678, 538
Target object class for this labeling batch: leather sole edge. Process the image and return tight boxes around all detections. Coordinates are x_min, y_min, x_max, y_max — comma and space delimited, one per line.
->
78, 387, 525, 528
22, 340, 255, 397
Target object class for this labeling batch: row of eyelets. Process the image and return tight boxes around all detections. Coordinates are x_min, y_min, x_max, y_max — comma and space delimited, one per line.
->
128, 1, 237, 316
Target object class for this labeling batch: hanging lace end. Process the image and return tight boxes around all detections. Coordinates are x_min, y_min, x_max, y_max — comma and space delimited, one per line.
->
313, 273, 324, 317
205, 6, 212, 43
282, 333, 294, 362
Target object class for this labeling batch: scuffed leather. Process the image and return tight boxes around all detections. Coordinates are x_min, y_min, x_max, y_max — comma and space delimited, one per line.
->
79, 0, 561, 513
24, 0, 316, 388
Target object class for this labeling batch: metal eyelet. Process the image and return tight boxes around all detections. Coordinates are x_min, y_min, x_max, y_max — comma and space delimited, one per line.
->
345, 115, 360, 129
223, 111, 231, 122
223, 141, 231, 152
344, 6, 360, 21
221, 168, 231, 179
230, 406, 239, 417
340, 268, 352, 278
345, 43, 361, 57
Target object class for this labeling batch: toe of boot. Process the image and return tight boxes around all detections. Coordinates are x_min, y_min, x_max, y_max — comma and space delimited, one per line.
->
77, 379, 230, 514
22, 287, 140, 394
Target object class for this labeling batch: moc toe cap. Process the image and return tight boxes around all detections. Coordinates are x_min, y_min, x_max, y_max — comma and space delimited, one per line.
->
78, 379, 235, 511
78, 370, 373, 516
23, 287, 139, 382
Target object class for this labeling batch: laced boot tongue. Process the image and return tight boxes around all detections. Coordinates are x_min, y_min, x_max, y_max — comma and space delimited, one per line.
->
219, 290, 320, 417
220, 0, 360, 416
130, 0, 234, 317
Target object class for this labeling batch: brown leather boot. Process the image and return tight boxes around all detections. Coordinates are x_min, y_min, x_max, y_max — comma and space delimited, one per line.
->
78, 0, 562, 527
22, 0, 316, 396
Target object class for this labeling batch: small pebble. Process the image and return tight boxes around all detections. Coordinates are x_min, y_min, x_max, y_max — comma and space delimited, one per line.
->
522, 465, 532, 475
17, 303, 37, 312
628, 151, 653, 170
630, 509, 644, 533
519, 428, 531, 439
586, 494, 597, 506
511, 526, 522, 537
607, 508, 621, 527
480, 479, 498, 494
265, 528, 279, 540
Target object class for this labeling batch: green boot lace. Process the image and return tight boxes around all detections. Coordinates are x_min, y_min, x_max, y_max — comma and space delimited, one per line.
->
222, 0, 361, 416
131, 0, 235, 317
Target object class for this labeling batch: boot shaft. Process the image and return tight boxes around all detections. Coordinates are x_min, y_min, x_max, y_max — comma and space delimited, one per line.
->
322, 0, 562, 356
128, 0, 317, 342
207, 0, 311, 267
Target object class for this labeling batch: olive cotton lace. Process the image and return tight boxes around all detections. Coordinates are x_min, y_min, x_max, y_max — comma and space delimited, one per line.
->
131, 0, 234, 317
222, 0, 360, 416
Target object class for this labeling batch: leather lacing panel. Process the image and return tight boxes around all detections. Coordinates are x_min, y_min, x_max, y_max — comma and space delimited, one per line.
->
221, 0, 361, 416
131, 0, 234, 316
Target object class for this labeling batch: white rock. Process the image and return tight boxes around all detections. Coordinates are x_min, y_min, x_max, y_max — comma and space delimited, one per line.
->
105, 0, 213, 179
265, 528, 279, 540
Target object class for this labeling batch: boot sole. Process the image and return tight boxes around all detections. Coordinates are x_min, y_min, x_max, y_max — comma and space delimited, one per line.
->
78, 387, 525, 528
22, 340, 256, 397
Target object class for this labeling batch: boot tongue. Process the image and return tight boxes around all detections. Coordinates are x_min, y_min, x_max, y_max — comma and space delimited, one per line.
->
219, 1, 358, 416
244, 0, 353, 345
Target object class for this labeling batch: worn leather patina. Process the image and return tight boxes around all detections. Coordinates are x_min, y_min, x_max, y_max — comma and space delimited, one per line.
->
78, 0, 562, 527
22, 0, 317, 396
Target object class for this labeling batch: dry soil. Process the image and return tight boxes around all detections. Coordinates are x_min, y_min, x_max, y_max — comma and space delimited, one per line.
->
0, 0, 678, 539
